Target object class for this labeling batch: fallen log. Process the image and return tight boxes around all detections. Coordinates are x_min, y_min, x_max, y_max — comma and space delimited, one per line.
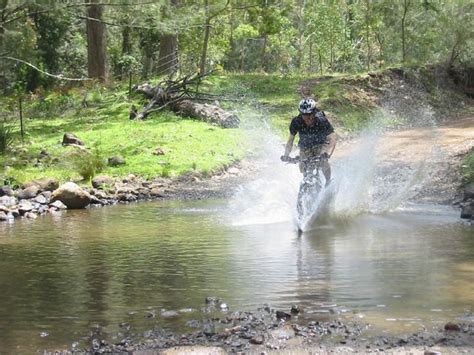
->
132, 74, 240, 128
174, 100, 240, 128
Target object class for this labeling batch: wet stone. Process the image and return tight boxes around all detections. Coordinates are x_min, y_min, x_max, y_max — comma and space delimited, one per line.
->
34, 194, 48, 204
0, 186, 14, 197
444, 322, 461, 331
0, 211, 8, 221
161, 310, 180, 318
249, 335, 264, 345
17, 186, 39, 199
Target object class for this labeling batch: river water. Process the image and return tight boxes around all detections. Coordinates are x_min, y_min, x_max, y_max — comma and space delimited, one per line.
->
0, 199, 472, 353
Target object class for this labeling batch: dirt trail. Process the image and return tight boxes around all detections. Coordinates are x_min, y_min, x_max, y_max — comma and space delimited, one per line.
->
333, 115, 474, 204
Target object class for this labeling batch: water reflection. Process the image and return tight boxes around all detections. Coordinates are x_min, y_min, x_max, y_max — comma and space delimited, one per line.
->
0, 200, 472, 352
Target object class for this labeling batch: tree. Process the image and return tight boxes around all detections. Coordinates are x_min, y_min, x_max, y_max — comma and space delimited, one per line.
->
86, 0, 108, 82
157, 0, 180, 76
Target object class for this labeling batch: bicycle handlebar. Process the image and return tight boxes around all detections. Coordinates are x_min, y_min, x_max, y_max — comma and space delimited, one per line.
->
282, 155, 328, 164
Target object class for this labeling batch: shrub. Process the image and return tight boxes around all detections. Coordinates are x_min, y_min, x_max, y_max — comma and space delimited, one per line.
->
0, 122, 13, 154
67, 144, 105, 181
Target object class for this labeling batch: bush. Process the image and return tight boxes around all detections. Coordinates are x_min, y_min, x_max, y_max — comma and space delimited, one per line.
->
462, 149, 474, 184
66, 144, 105, 181
0, 122, 13, 154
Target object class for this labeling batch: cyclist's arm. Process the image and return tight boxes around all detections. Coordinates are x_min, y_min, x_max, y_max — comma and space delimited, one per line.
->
283, 134, 296, 157
324, 133, 337, 157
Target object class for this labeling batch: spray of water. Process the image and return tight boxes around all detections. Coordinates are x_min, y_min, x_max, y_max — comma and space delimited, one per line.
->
227, 100, 446, 231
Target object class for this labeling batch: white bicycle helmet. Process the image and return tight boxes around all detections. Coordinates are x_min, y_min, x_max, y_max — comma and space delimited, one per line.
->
298, 98, 317, 114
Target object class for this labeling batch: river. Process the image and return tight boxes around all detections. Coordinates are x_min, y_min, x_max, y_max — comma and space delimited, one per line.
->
0, 199, 472, 353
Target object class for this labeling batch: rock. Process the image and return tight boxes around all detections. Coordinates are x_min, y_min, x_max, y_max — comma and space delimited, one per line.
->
51, 182, 91, 209
291, 305, 300, 314
91, 189, 109, 200
25, 212, 37, 219
62, 133, 84, 146
150, 188, 163, 197
0, 196, 17, 208
220, 303, 229, 311
153, 147, 166, 155
108, 155, 126, 167
0, 211, 8, 221
424, 351, 442, 355
50, 200, 68, 210
38, 149, 49, 159
464, 183, 474, 200
18, 201, 34, 215
0, 186, 14, 197
34, 194, 48, 204
17, 186, 40, 199
0, 205, 9, 213
460, 203, 473, 219
24, 177, 59, 192
40, 191, 52, 200
9, 209, 20, 218
92, 175, 114, 189
205, 297, 220, 305
161, 310, 180, 318
249, 335, 264, 345
444, 322, 461, 331
276, 311, 292, 321
228, 167, 240, 175
162, 347, 227, 355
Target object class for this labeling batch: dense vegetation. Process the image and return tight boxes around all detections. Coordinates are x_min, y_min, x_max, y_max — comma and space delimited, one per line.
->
0, 1, 473, 186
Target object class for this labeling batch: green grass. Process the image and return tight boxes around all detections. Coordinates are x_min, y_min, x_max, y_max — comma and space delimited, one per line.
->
0, 86, 246, 186
462, 149, 474, 184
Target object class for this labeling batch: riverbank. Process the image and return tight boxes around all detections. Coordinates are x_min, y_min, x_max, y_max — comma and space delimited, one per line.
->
62, 302, 474, 354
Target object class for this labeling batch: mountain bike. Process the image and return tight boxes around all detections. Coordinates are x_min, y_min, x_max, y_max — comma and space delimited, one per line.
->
283, 155, 328, 229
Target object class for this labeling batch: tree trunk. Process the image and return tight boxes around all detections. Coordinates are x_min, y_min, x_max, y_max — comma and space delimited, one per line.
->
401, 0, 410, 64
158, 0, 179, 76
318, 49, 323, 75
157, 34, 179, 75
365, 0, 371, 71
199, 0, 211, 74
239, 40, 246, 71
121, 26, 131, 55
86, 0, 108, 82
261, 34, 268, 72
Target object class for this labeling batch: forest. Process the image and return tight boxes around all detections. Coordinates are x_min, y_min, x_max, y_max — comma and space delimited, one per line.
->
0, 0, 472, 91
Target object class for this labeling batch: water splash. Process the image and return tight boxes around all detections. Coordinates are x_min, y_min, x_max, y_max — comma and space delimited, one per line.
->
227, 104, 446, 230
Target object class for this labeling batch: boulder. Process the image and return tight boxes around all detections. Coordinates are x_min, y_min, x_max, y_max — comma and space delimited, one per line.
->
150, 188, 164, 197
51, 182, 91, 209
108, 156, 126, 167
92, 175, 114, 189
34, 194, 48, 205
18, 201, 34, 215
62, 133, 84, 146
25, 212, 37, 219
17, 186, 40, 200
0, 211, 8, 221
0, 186, 14, 197
0, 196, 18, 208
460, 203, 473, 219
24, 177, 59, 192
464, 183, 474, 200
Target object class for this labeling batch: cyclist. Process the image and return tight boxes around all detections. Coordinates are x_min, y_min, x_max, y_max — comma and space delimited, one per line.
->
281, 98, 337, 186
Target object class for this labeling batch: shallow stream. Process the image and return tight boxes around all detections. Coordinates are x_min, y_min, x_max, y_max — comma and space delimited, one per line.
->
0, 200, 472, 353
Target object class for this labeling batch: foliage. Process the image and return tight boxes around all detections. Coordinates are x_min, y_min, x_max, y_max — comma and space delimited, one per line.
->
65, 144, 106, 182
462, 149, 474, 184
0, 122, 13, 154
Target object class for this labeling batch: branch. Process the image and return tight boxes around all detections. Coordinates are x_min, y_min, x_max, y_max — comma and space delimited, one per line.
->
1, 56, 91, 81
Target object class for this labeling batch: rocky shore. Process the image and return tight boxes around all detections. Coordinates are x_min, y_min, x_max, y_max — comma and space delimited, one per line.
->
62, 300, 474, 354
0, 162, 254, 223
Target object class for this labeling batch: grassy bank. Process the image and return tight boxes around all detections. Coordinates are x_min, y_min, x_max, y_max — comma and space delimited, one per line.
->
0, 84, 246, 187
1, 66, 470, 187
